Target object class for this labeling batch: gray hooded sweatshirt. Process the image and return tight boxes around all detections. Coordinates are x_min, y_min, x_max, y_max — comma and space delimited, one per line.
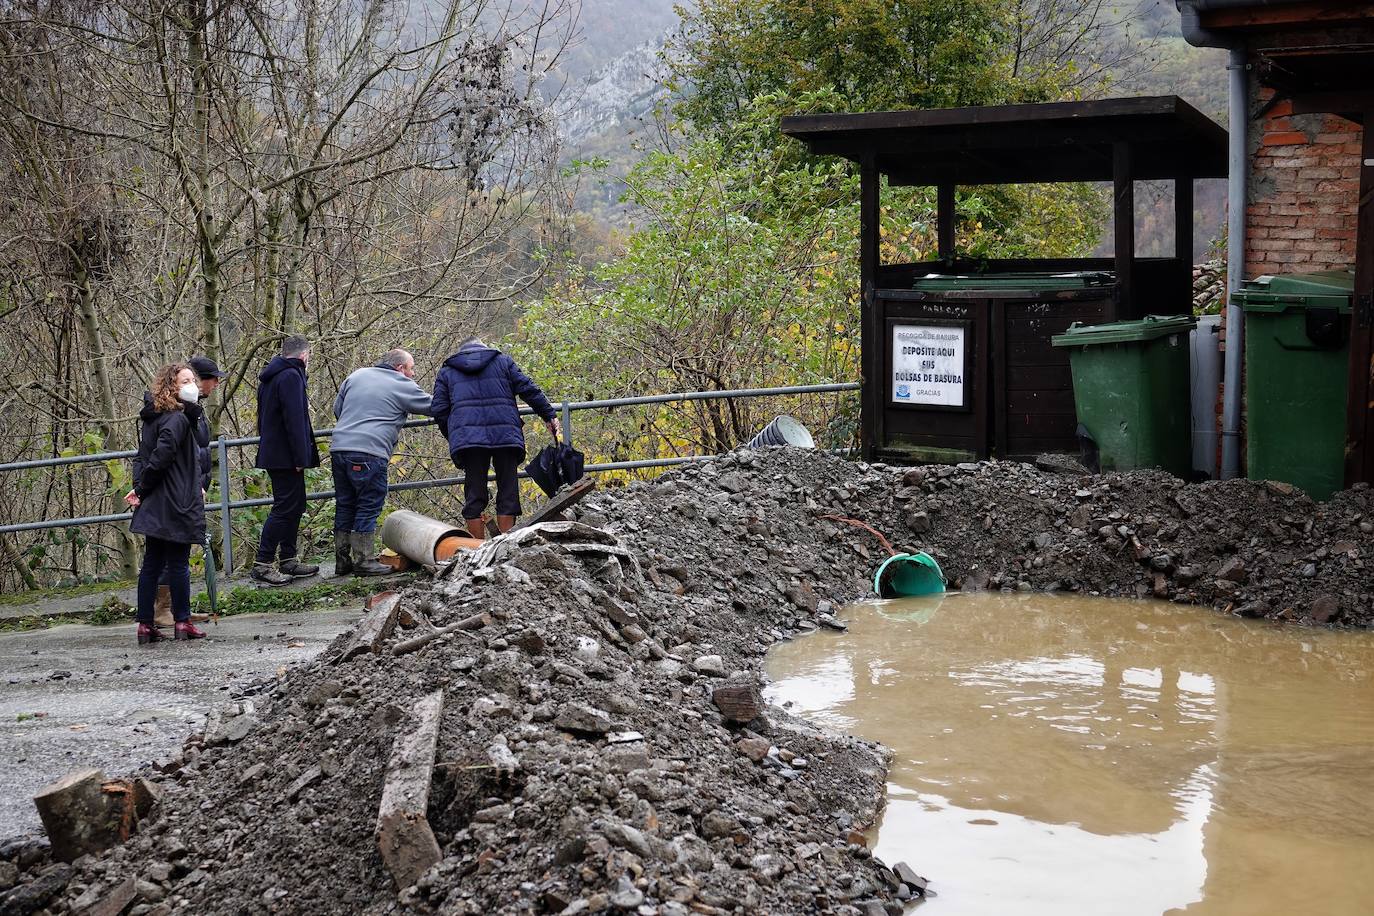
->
331, 364, 434, 459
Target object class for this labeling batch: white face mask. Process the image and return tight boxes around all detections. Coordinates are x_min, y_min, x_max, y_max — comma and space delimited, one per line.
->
179, 382, 201, 404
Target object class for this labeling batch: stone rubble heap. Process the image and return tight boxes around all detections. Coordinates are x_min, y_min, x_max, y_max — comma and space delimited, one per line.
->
3, 448, 1372, 916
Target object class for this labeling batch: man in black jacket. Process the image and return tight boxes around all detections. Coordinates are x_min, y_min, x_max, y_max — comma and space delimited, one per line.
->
251, 336, 321, 585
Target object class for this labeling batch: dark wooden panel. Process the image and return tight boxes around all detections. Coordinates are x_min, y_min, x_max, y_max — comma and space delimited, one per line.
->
1005, 388, 1076, 414
1006, 365, 1073, 390
1007, 340, 1073, 365
875, 293, 990, 461
1007, 412, 1079, 435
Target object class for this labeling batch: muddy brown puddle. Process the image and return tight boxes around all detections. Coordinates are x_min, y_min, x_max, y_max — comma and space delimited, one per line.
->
765, 593, 1374, 915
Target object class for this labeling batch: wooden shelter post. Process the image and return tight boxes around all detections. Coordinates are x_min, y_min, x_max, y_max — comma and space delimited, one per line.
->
937, 184, 956, 262
1345, 111, 1374, 485
1175, 177, 1193, 264
1113, 141, 1135, 321
859, 156, 880, 460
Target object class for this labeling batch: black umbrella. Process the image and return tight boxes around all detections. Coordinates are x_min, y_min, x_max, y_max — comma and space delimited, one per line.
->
525, 435, 585, 498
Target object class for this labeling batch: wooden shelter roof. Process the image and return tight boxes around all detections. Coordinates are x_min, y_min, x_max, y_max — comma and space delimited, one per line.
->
779, 95, 1228, 185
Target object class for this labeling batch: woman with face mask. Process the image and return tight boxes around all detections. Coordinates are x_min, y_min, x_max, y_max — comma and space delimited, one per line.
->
125, 364, 209, 644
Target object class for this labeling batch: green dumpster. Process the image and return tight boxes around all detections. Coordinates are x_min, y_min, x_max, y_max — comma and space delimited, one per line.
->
1052, 314, 1196, 476
1234, 270, 1354, 500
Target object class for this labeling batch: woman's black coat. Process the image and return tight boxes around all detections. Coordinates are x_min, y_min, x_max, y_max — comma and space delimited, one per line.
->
130, 397, 207, 545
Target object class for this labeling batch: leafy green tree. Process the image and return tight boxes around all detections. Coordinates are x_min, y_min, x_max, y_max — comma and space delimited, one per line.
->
669, 0, 1060, 134
518, 102, 860, 454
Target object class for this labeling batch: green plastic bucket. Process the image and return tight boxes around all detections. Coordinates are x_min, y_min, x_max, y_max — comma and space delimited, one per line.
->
873, 552, 946, 598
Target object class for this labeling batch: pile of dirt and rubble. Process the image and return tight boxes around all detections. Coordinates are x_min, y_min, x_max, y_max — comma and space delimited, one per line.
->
4, 449, 1372, 916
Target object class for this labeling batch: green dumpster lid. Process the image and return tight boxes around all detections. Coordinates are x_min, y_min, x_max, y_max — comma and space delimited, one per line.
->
1233, 270, 1354, 313
1051, 314, 1197, 347
913, 271, 1114, 291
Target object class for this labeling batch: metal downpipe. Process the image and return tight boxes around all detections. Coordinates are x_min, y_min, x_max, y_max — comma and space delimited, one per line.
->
1221, 46, 1248, 479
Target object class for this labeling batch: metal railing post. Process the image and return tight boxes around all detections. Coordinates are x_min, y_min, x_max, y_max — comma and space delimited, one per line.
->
561, 400, 572, 448
217, 436, 233, 575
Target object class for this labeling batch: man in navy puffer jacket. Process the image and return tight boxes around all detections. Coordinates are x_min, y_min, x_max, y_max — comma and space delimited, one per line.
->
432, 338, 559, 538
251, 335, 322, 584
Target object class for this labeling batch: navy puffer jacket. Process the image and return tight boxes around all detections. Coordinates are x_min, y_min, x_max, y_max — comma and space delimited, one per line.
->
130, 397, 206, 545
254, 356, 320, 470
431, 344, 555, 455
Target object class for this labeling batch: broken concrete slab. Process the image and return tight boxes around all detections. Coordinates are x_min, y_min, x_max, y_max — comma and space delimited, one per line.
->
376, 690, 444, 890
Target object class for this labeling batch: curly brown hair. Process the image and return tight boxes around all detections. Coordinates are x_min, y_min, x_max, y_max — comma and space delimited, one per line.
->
149, 363, 192, 413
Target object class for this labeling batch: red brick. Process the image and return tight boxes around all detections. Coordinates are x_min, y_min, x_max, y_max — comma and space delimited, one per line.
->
1297, 167, 1341, 180
1296, 214, 1347, 229
1313, 132, 1353, 145
1318, 227, 1357, 241
1250, 214, 1295, 228
1266, 117, 1293, 132
1316, 179, 1360, 195
1262, 131, 1311, 147
1272, 226, 1317, 240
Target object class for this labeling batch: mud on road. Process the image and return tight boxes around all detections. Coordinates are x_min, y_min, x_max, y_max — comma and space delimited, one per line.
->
3, 449, 1372, 915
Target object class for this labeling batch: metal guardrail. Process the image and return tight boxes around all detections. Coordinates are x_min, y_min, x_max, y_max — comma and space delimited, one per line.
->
0, 382, 860, 573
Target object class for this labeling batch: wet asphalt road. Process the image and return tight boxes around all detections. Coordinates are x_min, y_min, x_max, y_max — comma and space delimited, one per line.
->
0, 609, 360, 839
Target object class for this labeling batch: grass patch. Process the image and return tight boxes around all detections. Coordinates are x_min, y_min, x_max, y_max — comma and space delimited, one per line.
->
0, 575, 403, 631
191, 579, 385, 618
0, 578, 135, 607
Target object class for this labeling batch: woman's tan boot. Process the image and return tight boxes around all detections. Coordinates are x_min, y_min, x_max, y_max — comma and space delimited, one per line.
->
465, 518, 486, 540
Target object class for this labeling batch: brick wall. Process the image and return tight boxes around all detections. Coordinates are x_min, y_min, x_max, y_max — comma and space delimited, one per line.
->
1213, 85, 1363, 477
1246, 87, 1360, 277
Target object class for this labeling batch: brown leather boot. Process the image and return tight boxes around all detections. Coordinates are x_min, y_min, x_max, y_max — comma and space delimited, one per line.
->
153, 585, 174, 628
496, 515, 516, 533
466, 518, 486, 540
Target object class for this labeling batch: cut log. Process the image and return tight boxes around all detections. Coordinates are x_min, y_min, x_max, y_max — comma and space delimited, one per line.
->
32, 769, 127, 862
711, 683, 765, 723
390, 612, 490, 657
333, 594, 402, 664
376, 690, 445, 889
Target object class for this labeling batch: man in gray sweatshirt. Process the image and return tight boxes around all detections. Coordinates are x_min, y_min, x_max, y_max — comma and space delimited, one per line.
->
330, 348, 434, 576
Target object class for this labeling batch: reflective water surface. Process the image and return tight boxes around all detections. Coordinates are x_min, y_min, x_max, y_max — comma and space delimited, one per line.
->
764, 593, 1374, 915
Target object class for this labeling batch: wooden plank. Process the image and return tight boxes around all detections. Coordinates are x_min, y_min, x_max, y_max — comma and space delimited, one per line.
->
391, 612, 490, 657
376, 690, 445, 890
937, 184, 955, 261
1004, 365, 1073, 391
333, 593, 401, 664
991, 300, 1008, 458
1176, 177, 1193, 262
1201, 2, 1374, 29
1292, 92, 1372, 123
1345, 111, 1374, 487
1113, 141, 1134, 321
861, 157, 880, 460
1005, 388, 1076, 413
512, 476, 596, 532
